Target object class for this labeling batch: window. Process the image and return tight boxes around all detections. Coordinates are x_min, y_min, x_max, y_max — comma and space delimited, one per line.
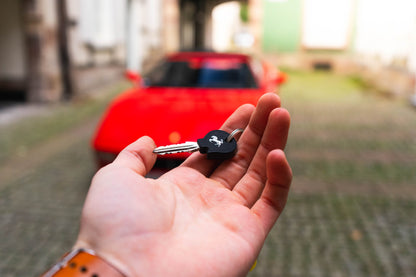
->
145, 60, 258, 88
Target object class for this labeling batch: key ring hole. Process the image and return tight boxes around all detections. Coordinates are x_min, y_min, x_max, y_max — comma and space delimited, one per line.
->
226, 128, 244, 143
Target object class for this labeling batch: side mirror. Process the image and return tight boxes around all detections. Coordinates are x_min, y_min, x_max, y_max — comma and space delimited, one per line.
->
275, 71, 287, 85
125, 70, 142, 86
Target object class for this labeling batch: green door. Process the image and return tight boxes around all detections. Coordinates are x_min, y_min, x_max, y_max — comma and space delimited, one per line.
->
262, 0, 302, 53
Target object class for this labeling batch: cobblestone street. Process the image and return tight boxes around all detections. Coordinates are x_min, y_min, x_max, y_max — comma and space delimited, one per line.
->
1, 72, 415, 276
249, 71, 416, 277
0, 83, 125, 276
0, 122, 95, 276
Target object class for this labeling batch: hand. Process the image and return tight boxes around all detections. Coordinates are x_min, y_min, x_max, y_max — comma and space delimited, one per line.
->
74, 93, 292, 277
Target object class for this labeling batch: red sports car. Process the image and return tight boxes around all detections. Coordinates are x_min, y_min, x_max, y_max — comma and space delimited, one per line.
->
92, 51, 286, 167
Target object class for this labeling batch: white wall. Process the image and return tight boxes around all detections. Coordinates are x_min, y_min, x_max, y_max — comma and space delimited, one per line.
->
212, 2, 240, 52
67, 0, 163, 71
79, 0, 126, 49
66, 0, 127, 66
354, 0, 416, 72
126, 0, 164, 72
302, 0, 354, 49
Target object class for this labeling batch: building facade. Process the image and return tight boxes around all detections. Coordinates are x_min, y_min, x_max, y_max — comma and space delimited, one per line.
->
0, 0, 179, 102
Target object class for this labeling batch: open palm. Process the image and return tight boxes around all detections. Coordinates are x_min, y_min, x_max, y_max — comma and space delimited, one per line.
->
75, 93, 292, 277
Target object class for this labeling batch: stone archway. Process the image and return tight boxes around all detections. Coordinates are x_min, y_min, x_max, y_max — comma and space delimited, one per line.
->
179, 0, 248, 50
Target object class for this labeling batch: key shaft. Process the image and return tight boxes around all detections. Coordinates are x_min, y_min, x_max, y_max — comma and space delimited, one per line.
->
153, 129, 241, 159
153, 141, 199, 155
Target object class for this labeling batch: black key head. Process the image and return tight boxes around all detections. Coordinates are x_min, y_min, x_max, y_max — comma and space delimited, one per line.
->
197, 130, 237, 159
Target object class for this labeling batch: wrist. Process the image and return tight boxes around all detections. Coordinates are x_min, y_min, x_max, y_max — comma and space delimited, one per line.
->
41, 248, 126, 277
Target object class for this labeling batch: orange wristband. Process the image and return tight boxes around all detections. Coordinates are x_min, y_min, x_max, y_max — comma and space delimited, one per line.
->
41, 248, 125, 277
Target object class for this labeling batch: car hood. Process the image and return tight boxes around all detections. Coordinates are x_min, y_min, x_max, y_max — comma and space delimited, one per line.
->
92, 87, 266, 156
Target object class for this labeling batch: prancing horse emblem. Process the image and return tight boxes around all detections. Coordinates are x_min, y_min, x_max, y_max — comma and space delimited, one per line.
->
209, 135, 223, 147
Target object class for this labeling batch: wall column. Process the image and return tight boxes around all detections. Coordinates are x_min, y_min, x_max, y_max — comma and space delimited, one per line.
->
22, 0, 63, 102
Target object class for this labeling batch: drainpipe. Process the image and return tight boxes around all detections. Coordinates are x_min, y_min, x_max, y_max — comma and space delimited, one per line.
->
56, 0, 73, 99
125, 0, 143, 72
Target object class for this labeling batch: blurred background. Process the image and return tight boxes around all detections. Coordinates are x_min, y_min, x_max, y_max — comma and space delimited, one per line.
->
2, 0, 416, 102
0, 0, 415, 276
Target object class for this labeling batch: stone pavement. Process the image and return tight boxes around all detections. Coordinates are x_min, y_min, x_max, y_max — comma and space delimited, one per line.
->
0, 83, 168, 276
0, 82, 125, 276
0, 123, 95, 276
0, 71, 415, 276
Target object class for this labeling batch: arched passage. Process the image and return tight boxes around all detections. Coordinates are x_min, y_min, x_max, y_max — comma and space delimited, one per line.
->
179, 0, 248, 50
212, 1, 254, 52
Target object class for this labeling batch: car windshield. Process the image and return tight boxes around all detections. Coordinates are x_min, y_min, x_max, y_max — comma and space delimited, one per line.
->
144, 59, 258, 88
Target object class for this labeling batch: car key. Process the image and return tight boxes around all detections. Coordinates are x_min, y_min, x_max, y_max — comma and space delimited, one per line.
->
153, 129, 243, 159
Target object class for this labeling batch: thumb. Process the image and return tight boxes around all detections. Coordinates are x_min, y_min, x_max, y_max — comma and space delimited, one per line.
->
112, 136, 157, 176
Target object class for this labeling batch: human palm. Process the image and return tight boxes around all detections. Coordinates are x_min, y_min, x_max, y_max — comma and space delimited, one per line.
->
75, 93, 292, 277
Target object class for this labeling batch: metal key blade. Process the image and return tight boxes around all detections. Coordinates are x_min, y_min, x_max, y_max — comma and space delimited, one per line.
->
153, 141, 199, 155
